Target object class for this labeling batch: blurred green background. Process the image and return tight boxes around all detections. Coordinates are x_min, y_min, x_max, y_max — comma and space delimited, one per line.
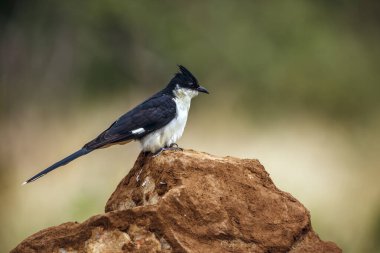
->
1, 1, 380, 252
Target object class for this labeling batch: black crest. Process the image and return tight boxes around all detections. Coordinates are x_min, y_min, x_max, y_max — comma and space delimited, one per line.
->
166, 65, 199, 90
176, 65, 198, 85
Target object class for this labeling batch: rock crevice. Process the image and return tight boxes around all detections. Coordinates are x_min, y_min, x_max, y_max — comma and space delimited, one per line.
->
12, 150, 341, 253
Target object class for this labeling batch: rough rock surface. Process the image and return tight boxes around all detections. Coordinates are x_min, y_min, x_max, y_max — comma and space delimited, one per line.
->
12, 150, 341, 253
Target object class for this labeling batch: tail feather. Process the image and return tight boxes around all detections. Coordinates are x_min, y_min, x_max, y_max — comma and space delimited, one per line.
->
23, 148, 92, 184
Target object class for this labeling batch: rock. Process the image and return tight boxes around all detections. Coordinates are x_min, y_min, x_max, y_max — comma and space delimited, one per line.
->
12, 150, 341, 253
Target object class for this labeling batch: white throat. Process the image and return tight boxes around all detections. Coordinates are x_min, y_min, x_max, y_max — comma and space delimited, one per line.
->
173, 86, 199, 100
140, 87, 198, 153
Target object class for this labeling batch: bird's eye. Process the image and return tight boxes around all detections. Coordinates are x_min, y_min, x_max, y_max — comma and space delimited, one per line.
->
188, 82, 194, 86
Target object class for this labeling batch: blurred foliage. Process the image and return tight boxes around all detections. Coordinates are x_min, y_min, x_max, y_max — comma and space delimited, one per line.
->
1, 0, 380, 121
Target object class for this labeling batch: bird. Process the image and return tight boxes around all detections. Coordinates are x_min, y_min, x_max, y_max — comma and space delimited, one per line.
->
23, 65, 209, 184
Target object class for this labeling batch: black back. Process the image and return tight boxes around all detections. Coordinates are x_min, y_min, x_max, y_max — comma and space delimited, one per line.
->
84, 65, 199, 150
84, 92, 176, 149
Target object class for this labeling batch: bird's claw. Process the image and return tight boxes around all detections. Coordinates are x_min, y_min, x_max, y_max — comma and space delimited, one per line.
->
169, 143, 183, 151
151, 143, 183, 157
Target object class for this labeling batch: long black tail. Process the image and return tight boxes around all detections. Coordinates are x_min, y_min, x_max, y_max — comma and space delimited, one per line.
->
23, 148, 92, 184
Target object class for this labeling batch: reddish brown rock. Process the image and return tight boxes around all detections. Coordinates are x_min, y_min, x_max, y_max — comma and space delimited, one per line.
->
12, 150, 341, 253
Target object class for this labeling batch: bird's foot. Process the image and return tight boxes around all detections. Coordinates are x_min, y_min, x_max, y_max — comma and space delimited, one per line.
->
168, 143, 183, 151
151, 144, 183, 157
152, 149, 164, 157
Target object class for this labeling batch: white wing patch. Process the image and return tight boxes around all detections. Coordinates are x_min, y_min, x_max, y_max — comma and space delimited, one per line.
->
131, 128, 145, 135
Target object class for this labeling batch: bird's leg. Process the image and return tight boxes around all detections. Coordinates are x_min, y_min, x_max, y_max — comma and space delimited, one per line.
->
152, 148, 164, 157
168, 143, 183, 151
151, 143, 183, 157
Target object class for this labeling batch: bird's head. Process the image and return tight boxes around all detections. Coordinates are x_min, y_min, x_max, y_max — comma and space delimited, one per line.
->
167, 65, 209, 97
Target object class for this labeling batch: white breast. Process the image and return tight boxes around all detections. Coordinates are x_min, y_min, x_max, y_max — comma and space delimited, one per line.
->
140, 87, 198, 153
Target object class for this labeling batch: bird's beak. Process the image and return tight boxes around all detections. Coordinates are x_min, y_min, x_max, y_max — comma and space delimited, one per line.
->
197, 86, 209, 94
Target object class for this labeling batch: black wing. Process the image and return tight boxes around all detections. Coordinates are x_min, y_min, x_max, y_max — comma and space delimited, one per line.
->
83, 93, 176, 150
